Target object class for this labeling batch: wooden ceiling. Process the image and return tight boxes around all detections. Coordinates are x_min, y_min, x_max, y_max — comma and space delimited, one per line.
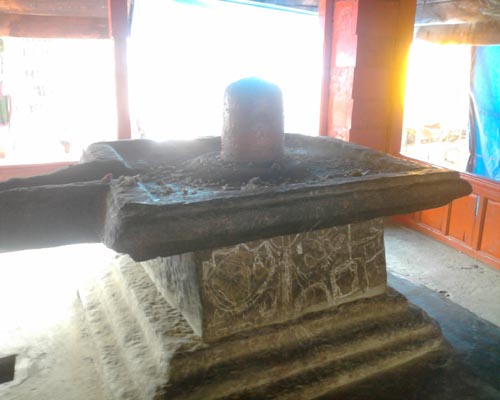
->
415, 0, 500, 44
1, 0, 500, 44
252, 0, 318, 11
0, 0, 108, 38
416, 0, 490, 25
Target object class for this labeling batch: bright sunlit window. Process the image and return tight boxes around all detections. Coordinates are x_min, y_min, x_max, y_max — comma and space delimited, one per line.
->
0, 38, 116, 165
128, 0, 323, 141
401, 40, 471, 171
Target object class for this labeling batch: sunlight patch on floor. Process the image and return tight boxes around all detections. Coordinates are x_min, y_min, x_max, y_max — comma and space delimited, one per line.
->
0, 244, 115, 349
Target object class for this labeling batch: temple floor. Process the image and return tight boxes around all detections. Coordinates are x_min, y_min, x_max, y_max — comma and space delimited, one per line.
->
0, 220, 499, 399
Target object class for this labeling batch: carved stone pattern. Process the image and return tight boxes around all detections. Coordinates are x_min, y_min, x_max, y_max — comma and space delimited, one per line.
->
200, 218, 386, 337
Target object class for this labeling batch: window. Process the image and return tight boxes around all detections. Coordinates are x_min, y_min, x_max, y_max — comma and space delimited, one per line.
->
401, 40, 471, 172
0, 37, 116, 165
128, 0, 323, 141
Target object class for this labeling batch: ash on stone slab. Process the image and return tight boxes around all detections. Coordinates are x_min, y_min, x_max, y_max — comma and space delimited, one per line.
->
98, 135, 471, 261
106, 168, 470, 261
116, 134, 430, 193
142, 219, 387, 342
0, 134, 471, 257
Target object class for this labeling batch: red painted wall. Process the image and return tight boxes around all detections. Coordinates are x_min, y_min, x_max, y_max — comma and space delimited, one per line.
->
320, 0, 416, 154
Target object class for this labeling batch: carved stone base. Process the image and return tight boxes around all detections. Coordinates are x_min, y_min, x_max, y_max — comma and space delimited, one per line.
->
79, 253, 447, 400
141, 219, 387, 342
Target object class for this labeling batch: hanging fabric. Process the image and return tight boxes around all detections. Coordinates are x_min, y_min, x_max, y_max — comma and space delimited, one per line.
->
468, 46, 500, 181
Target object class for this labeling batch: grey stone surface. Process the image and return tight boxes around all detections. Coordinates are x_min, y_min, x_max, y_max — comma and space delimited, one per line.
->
0, 243, 112, 400
0, 134, 471, 259
221, 77, 284, 163
142, 219, 387, 341
142, 253, 204, 337
78, 257, 201, 400
1, 235, 496, 400
79, 254, 447, 400
0, 182, 109, 252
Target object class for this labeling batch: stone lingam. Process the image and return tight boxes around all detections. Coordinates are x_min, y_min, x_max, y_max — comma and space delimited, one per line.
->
0, 78, 471, 399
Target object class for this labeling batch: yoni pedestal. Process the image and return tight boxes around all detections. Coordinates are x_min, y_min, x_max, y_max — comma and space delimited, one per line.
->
80, 218, 447, 400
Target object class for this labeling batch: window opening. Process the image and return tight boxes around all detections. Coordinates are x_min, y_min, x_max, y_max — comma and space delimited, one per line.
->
128, 0, 322, 141
401, 39, 471, 172
0, 37, 116, 166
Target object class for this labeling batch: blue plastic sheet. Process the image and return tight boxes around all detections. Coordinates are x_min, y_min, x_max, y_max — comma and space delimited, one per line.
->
468, 46, 500, 181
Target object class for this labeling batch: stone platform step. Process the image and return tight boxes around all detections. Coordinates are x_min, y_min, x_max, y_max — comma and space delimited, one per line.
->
78, 270, 148, 400
78, 257, 201, 400
166, 306, 444, 399
79, 256, 447, 400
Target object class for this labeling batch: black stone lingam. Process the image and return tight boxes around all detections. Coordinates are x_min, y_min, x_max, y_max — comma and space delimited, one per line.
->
221, 77, 284, 163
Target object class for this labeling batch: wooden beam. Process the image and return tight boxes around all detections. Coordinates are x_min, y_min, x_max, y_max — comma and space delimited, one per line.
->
386, 0, 417, 155
0, 14, 108, 39
252, 0, 319, 11
0, 0, 107, 19
319, 0, 417, 153
416, 20, 500, 44
415, 0, 492, 25
108, 0, 131, 140
318, 0, 335, 136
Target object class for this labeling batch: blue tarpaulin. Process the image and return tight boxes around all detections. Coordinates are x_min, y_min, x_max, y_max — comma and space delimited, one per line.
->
468, 46, 500, 181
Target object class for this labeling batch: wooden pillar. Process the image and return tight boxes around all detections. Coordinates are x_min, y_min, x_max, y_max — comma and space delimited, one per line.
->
318, 0, 335, 136
108, 0, 131, 140
387, 0, 418, 155
319, 0, 358, 140
320, 0, 417, 154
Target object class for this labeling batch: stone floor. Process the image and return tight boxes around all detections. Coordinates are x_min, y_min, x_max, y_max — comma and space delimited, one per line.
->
386, 273, 500, 399
0, 220, 499, 399
385, 220, 500, 327
0, 244, 114, 400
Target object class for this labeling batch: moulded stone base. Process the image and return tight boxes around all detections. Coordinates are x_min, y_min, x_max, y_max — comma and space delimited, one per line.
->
141, 218, 387, 342
79, 254, 448, 400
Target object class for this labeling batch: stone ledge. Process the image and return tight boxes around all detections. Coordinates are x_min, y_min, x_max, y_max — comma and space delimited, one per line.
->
0, 134, 471, 258
79, 257, 447, 400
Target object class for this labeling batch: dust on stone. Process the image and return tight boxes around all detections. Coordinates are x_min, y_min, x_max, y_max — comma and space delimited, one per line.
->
137, 151, 372, 198
118, 175, 142, 187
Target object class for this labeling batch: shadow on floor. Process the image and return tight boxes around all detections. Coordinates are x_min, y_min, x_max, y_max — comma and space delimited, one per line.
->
319, 274, 500, 400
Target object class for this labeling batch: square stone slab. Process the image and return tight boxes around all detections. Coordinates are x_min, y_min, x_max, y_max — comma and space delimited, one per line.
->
0, 134, 471, 259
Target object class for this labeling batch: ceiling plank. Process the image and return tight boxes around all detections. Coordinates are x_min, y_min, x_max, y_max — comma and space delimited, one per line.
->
415, 0, 499, 25
416, 20, 500, 44
0, 0, 107, 19
0, 14, 109, 39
